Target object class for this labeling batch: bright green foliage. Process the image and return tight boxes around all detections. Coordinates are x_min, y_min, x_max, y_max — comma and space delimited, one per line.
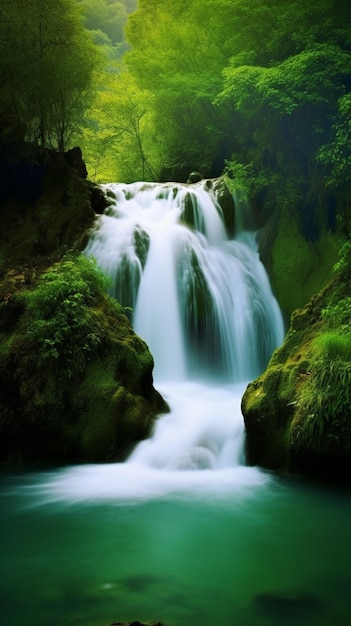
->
25, 254, 117, 375
314, 331, 351, 362
318, 94, 351, 195
297, 356, 351, 441
332, 241, 351, 273
220, 40, 351, 216
322, 294, 351, 333
0, 0, 102, 151
82, 0, 351, 222
294, 282, 351, 446
79, 67, 159, 181
123, 0, 228, 179
296, 328, 351, 444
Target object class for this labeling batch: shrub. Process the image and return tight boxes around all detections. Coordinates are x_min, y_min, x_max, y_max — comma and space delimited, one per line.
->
333, 240, 351, 273
25, 253, 116, 376
322, 296, 351, 334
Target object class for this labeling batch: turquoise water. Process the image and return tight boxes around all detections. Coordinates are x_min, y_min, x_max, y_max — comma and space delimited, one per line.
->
1, 466, 351, 626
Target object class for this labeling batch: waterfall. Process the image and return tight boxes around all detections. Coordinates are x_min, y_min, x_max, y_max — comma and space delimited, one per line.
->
82, 179, 284, 476
85, 180, 284, 382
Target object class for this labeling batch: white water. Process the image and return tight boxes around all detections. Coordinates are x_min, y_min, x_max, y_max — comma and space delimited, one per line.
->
42, 180, 284, 503
85, 180, 284, 382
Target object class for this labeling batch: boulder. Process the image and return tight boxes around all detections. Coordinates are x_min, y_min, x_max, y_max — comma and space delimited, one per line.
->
241, 269, 351, 482
212, 177, 235, 237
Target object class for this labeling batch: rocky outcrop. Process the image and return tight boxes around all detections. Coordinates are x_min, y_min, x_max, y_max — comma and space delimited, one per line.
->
241, 268, 351, 483
0, 141, 167, 463
179, 177, 235, 238
0, 140, 107, 268
211, 177, 235, 237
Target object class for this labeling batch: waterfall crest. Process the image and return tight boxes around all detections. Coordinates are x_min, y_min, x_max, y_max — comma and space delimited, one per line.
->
85, 180, 284, 383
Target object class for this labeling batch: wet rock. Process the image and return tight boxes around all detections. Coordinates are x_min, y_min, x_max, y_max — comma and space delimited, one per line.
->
212, 177, 235, 237
179, 191, 198, 230
88, 182, 109, 214
64, 146, 87, 178
187, 171, 202, 183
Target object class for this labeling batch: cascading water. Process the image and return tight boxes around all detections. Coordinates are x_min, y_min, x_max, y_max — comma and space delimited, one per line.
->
85, 181, 283, 382
80, 179, 284, 479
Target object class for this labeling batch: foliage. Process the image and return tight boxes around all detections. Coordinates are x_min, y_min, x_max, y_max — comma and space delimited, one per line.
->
0, 0, 102, 151
314, 331, 351, 362
296, 334, 351, 444
294, 280, 351, 446
25, 254, 117, 376
318, 94, 351, 195
76, 0, 351, 243
78, 66, 159, 182
332, 240, 351, 273
322, 294, 351, 332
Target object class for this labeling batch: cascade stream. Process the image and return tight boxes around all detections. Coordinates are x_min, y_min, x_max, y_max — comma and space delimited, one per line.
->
81, 179, 284, 479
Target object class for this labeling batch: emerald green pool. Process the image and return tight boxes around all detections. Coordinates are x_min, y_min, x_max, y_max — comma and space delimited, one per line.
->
1, 462, 351, 626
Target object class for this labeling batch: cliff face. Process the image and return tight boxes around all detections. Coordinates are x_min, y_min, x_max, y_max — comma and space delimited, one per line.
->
241, 267, 351, 483
0, 141, 167, 463
256, 209, 343, 320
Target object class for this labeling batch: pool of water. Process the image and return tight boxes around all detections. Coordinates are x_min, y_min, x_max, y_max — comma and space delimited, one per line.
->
1, 463, 351, 626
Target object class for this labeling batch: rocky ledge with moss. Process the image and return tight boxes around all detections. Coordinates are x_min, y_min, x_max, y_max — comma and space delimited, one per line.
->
0, 139, 167, 463
242, 252, 351, 483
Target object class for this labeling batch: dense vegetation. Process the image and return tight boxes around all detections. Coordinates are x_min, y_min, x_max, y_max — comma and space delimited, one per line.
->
0, 0, 103, 151
77, 0, 351, 221
2, 1, 350, 214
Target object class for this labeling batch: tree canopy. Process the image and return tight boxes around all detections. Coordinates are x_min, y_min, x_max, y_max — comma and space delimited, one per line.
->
0, 0, 102, 151
77, 0, 351, 220
1, 0, 351, 231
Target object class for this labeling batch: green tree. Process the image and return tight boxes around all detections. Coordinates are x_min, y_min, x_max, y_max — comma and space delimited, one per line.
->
215, 0, 351, 236
124, 0, 228, 179
0, 0, 102, 151
80, 67, 158, 181
77, 0, 351, 204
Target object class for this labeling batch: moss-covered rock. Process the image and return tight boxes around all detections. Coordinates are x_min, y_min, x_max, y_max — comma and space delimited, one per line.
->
242, 269, 351, 482
0, 256, 168, 463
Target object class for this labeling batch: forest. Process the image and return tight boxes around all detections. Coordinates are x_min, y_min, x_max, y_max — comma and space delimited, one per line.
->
1, 1, 350, 198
